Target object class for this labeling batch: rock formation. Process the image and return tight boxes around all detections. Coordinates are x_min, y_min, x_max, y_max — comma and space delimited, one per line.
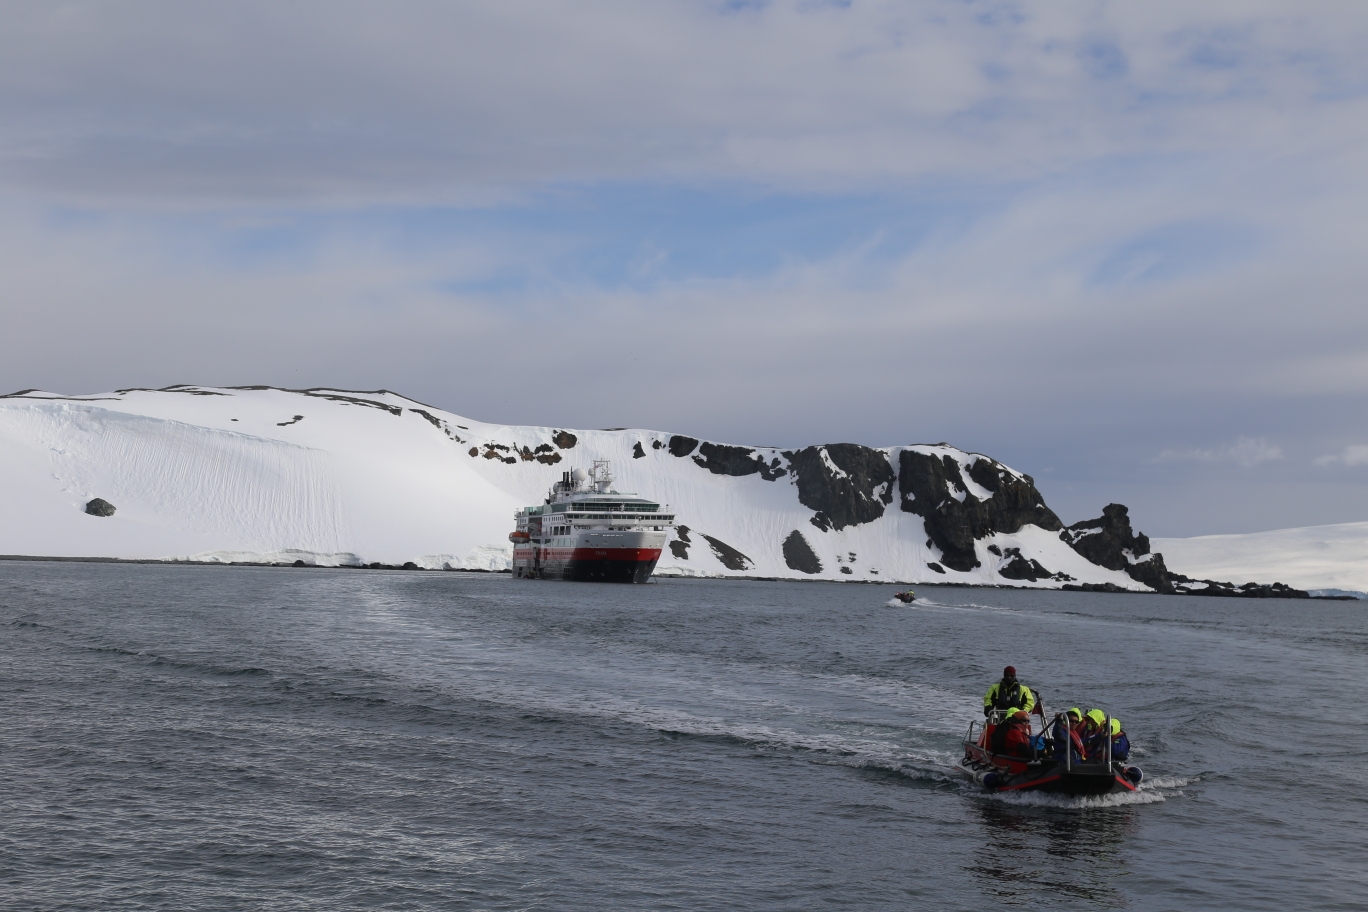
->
84, 498, 116, 517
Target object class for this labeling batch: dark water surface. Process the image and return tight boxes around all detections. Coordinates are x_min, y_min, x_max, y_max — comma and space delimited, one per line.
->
2, 562, 1365, 910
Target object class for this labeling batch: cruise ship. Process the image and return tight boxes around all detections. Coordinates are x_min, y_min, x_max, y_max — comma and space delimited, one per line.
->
509, 460, 675, 582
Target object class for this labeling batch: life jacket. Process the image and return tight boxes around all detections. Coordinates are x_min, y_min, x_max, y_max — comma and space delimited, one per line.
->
1051, 718, 1085, 760
1003, 724, 1033, 758
992, 720, 1032, 757
1083, 726, 1110, 760
989, 680, 1028, 710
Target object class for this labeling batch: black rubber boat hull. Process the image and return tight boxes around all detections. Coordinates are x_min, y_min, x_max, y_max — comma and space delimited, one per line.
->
962, 750, 1142, 795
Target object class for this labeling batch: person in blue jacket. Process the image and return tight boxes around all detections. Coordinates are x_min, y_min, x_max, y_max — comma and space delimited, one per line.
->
1050, 708, 1086, 762
1108, 717, 1130, 762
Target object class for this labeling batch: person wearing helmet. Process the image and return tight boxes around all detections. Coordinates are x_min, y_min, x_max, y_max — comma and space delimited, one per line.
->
982, 666, 1036, 717
1050, 707, 1086, 762
1082, 709, 1110, 760
1108, 717, 1130, 762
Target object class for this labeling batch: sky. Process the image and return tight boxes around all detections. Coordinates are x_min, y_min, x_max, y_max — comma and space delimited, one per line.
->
2, 0, 1367, 537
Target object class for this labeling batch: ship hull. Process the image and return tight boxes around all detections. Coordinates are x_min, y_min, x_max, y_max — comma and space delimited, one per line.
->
514, 548, 662, 583
513, 531, 667, 584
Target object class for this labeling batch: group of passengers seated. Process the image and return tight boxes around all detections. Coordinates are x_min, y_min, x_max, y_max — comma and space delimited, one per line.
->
981, 666, 1130, 763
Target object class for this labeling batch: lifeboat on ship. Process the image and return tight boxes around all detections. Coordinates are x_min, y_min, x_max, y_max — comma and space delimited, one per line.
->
956, 709, 1143, 796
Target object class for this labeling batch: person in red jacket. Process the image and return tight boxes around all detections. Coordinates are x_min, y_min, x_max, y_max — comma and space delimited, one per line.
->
1000, 710, 1035, 758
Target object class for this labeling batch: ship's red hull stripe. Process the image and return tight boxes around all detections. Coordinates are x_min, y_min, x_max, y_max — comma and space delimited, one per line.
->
514, 547, 662, 561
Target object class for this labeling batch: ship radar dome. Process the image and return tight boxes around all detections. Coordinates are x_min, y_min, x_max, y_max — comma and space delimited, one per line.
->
571, 468, 588, 484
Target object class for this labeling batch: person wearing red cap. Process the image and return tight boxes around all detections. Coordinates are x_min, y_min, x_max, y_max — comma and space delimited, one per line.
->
983, 665, 1035, 717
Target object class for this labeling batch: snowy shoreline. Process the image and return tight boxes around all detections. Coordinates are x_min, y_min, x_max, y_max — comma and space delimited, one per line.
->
2, 384, 1362, 595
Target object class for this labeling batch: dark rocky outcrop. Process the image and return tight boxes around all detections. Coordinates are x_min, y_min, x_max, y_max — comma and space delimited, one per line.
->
410, 408, 443, 429
1175, 578, 1309, 599
1062, 582, 1128, 593
785, 444, 895, 532
997, 548, 1052, 582
899, 452, 1063, 573
301, 391, 403, 415
633, 441, 646, 459
668, 435, 699, 457
409, 409, 463, 442
1062, 504, 1150, 570
670, 526, 693, 559
700, 533, 752, 571
1126, 554, 1174, 594
692, 442, 786, 480
1062, 504, 1174, 594
552, 430, 577, 449
782, 530, 822, 574
85, 498, 116, 517
652, 439, 663, 450
927, 562, 946, 574
276, 415, 304, 426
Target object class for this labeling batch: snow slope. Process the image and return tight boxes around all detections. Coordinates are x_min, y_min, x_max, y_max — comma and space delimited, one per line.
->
1155, 523, 1368, 596
0, 386, 1141, 587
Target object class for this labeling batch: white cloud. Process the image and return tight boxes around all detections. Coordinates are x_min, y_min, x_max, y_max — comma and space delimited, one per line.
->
1314, 445, 1368, 467
1155, 437, 1283, 467
0, 1, 1366, 204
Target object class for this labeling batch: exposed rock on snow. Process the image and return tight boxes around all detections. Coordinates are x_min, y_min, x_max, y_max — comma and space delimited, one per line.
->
782, 530, 822, 574
668, 435, 698, 457
1062, 503, 1176, 594
84, 498, 116, 517
786, 444, 895, 532
1062, 503, 1151, 570
997, 548, 1061, 583
692, 442, 786, 480
1178, 579, 1309, 599
898, 451, 1063, 572
700, 533, 752, 571
668, 525, 692, 560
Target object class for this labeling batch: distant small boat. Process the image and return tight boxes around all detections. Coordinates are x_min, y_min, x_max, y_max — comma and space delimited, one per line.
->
894, 590, 916, 603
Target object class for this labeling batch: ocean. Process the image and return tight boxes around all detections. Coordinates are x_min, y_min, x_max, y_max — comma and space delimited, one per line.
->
2, 561, 1365, 910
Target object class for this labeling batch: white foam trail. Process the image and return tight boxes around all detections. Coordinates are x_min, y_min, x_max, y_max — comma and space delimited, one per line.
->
986, 789, 1169, 809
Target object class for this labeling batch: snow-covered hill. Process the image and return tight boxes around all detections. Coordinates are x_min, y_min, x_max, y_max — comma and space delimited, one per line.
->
1155, 523, 1368, 597
0, 386, 1153, 588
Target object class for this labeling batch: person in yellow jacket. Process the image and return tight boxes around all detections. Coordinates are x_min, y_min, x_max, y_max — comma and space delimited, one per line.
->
982, 666, 1036, 717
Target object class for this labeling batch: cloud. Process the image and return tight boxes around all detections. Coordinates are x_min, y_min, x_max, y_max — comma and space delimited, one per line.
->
1314, 445, 1368, 467
0, 2, 1367, 204
1155, 437, 1283, 468
1, 3, 1368, 536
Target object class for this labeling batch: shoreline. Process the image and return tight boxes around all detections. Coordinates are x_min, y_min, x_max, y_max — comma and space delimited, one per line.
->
0, 553, 1355, 599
